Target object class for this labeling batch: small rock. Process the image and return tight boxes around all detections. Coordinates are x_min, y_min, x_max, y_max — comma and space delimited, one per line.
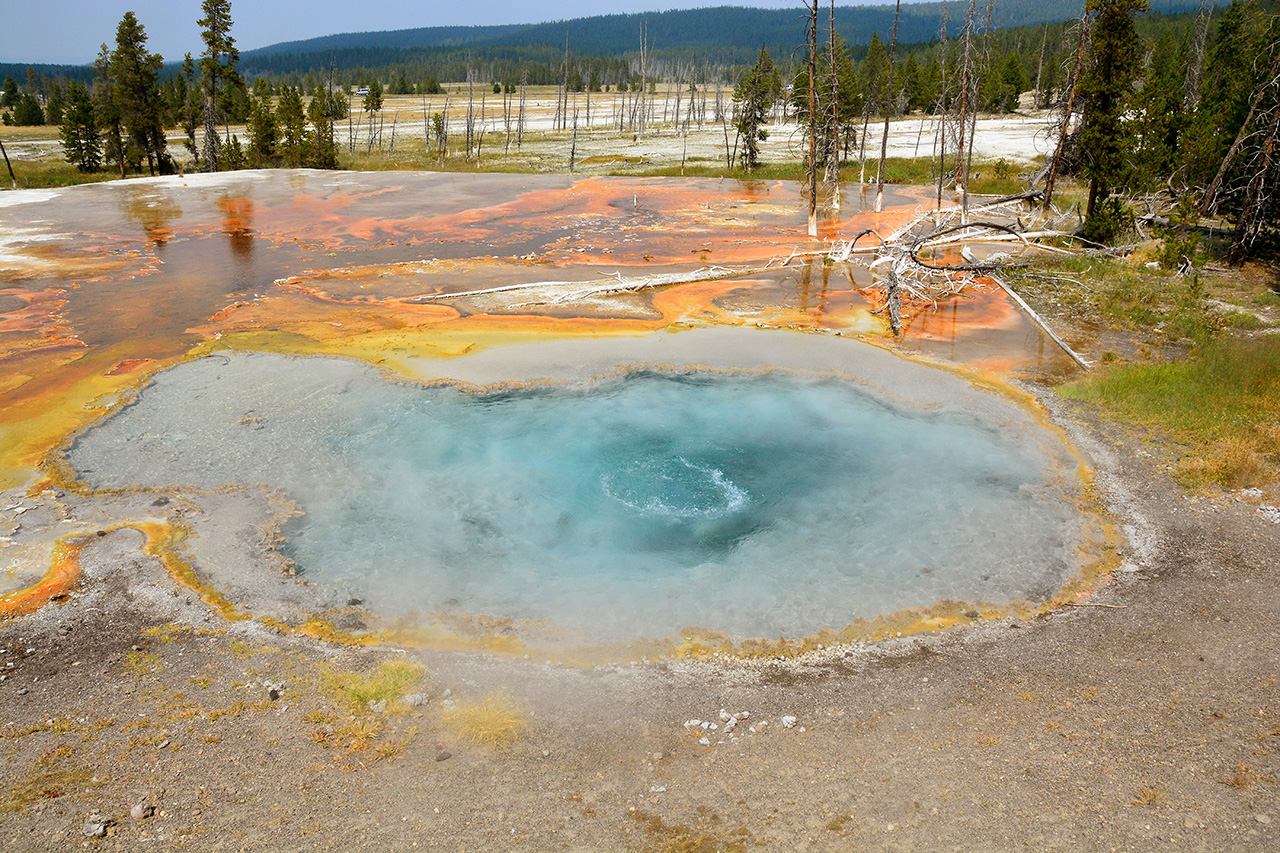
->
1257, 814, 1273, 825
268, 688, 280, 701
17, 687, 28, 695
964, 610, 979, 619
368, 699, 387, 714
82, 815, 114, 838
781, 716, 798, 729
156, 739, 170, 749
652, 752, 663, 761
130, 803, 155, 820
402, 693, 428, 707
434, 751, 452, 762
649, 785, 667, 793
719, 709, 732, 722
698, 737, 710, 746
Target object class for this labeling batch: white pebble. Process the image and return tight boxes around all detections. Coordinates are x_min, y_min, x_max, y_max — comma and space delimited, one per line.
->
698, 737, 710, 746
719, 709, 732, 722
781, 715, 798, 729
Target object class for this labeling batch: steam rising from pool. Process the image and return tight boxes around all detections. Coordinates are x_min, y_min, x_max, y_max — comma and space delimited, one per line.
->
69, 352, 1081, 640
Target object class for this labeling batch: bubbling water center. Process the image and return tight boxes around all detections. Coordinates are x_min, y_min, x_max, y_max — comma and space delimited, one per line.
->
0, 171, 1106, 654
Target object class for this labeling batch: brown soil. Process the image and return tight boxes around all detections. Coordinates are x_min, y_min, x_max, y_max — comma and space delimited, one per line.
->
2, 384, 1278, 853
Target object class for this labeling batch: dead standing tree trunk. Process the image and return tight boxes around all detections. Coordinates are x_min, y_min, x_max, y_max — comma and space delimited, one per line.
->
1043, 10, 1090, 215
1034, 22, 1050, 111
827, 0, 842, 212
1184, 0, 1211, 113
954, 0, 978, 221
875, 0, 903, 213
806, 1, 819, 237
962, 0, 996, 220
934, 2, 950, 211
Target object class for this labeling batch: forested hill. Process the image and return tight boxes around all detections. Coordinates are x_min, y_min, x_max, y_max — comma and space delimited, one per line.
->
242, 1, 1219, 72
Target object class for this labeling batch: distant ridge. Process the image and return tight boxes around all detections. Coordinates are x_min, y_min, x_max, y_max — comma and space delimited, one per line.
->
242, 1, 1216, 65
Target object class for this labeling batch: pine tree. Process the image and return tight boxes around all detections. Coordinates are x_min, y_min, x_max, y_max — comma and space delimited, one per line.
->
734, 46, 778, 171
13, 93, 43, 126
861, 35, 891, 121
277, 86, 307, 167
306, 85, 340, 169
1130, 30, 1186, 188
246, 95, 278, 166
999, 53, 1028, 112
94, 44, 125, 177
45, 80, 66, 126
109, 11, 169, 176
1077, 0, 1150, 234
198, 0, 239, 171
60, 80, 101, 172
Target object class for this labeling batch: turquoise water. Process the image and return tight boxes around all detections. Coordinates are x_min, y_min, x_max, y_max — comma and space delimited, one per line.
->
68, 352, 1080, 640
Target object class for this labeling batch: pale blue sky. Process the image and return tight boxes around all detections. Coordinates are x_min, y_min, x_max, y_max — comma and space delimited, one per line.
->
0, 1, 882, 65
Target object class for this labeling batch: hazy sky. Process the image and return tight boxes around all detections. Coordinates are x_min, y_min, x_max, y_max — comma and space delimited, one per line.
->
0, 1, 874, 65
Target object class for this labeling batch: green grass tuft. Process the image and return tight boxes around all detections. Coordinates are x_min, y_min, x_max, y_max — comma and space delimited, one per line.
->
1061, 336, 1280, 489
327, 659, 425, 712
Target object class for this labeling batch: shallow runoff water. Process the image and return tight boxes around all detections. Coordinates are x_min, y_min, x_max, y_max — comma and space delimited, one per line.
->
68, 351, 1080, 641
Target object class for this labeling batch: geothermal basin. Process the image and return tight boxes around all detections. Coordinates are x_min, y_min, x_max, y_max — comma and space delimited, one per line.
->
66, 328, 1088, 646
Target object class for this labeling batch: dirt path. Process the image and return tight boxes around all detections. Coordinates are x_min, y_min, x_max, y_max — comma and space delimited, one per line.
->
2, 384, 1277, 852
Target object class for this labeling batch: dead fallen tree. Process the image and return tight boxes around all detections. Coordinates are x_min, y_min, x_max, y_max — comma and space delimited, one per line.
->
406, 264, 775, 305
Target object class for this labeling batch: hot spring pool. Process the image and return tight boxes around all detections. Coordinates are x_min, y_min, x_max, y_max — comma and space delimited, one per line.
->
67, 340, 1083, 642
